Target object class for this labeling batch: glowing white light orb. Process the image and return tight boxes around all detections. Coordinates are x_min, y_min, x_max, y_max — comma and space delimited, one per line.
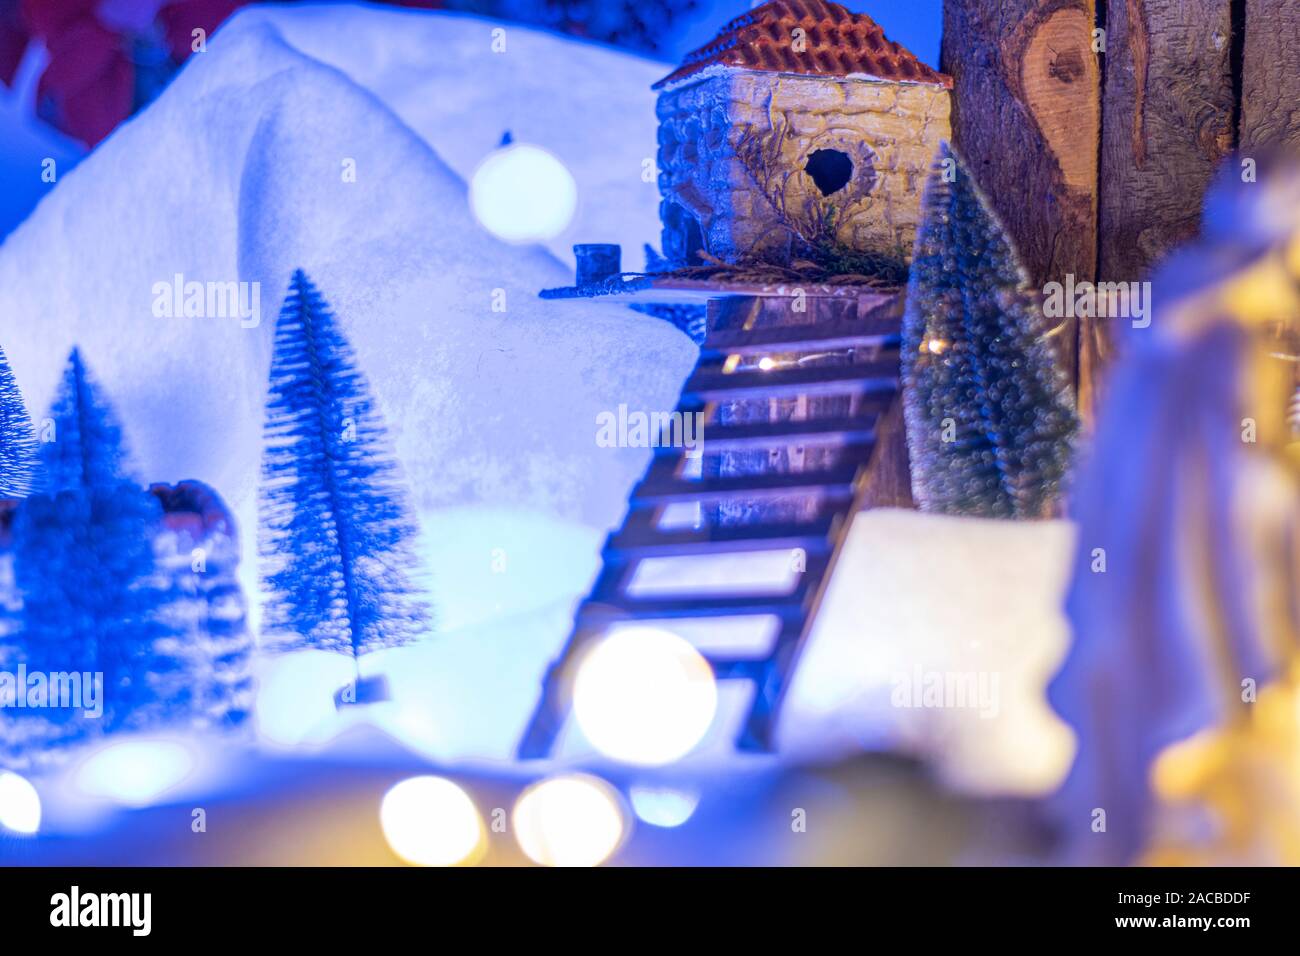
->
380, 776, 486, 867
629, 785, 699, 828
74, 740, 194, 807
573, 627, 718, 766
469, 143, 577, 243
512, 774, 626, 867
0, 771, 41, 834
758, 356, 777, 371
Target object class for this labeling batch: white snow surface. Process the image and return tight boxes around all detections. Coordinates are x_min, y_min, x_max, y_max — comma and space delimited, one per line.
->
0, 5, 1076, 792
225, 2, 670, 269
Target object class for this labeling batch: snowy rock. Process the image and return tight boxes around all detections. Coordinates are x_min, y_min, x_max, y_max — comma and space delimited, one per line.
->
784, 509, 1076, 793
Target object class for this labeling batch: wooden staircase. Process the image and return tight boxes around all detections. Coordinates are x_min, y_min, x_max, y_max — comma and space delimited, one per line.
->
517, 289, 912, 758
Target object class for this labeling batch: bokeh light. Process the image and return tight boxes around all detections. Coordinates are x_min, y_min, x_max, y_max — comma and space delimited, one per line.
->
73, 739, 195, 807
469, 143, 578, 243
629, 785, 699, 828
573, 626, 718, 765
379, 775, 487, 867
512, 773, 626, 867
0, 771, 41, 834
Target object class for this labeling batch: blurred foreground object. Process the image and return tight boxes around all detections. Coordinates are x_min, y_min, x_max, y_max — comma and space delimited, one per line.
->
1049, 152, 1300, 864
7, 725, 1045, 865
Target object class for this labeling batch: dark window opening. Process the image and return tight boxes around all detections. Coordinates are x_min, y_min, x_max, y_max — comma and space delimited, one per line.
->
805, 149, 854, 196
664, 202, 706, 266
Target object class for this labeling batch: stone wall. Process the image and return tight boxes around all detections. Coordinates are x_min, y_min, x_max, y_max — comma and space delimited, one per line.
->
657, 70, 951, 265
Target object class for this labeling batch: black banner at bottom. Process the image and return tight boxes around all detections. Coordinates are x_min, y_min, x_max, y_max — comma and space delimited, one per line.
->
0, 866, 1276, 941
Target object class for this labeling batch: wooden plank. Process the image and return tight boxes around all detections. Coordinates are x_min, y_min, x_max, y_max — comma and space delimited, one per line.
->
704, 658, 767, 681
578, 590, 812, 621
605, 514, 840, 559
671, 416, 876, 452
942, 0, 1101, 403
1098, 3, 1237, 256
1093, 0, 1234, 418
1240, 0, 1300, 152
702, 318, 900, 358
633, 462, 863, 506
683, 356, 900, 403
858, 397, 915, 510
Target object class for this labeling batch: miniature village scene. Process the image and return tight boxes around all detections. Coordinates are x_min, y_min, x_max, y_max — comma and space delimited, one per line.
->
0, 0, 1297, 883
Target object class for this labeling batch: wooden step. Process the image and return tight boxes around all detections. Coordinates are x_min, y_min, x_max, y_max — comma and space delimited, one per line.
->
632, 462, 863, 506
641, 440, 875, 483
704, 657, 767, 681
656, 416, 877, 454
681, 355, 900, 403
577, 588, 812, 622
703, 317, 902, 358
604, 512, 841, 559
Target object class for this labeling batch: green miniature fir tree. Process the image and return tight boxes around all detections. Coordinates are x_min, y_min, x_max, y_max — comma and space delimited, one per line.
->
902, 143, 1077, 518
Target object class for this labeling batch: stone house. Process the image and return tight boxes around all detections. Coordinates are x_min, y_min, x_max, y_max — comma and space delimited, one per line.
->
653, 0, 952, 266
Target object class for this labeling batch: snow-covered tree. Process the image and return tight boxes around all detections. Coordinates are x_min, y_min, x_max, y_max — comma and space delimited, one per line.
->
259, 270, 428, 658
0, 344, 39, 498
902, 143, 1077, 519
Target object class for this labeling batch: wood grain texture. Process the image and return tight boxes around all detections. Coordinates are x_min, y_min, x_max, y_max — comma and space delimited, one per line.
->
1240, 0, 1300, 152
942, 0, 1099, 405
861, 397, 913, 510
1098, 0, 1234, 277
1093, 0, 1235, 418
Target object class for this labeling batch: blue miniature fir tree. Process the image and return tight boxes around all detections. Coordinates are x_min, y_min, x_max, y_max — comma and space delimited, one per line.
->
0, 350, 187, 768
9, 487, 183, 737
40, 347, 133, 492
902, 143, 1077, 518
0, 344, 39, 498
259, 271, 428, 658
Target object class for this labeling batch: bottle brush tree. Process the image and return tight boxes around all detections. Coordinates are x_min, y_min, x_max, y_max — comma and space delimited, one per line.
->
259, 271, 429, 663
902, 143, 1078, 518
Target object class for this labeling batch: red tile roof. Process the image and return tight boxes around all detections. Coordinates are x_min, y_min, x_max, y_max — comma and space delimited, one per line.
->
654, 0, 952, 90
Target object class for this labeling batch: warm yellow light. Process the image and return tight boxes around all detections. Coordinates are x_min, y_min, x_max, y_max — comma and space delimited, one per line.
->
925, 337, 947, 355
380, 776, 487, 867
572, 627, 718, 766
512, 774, 627, 867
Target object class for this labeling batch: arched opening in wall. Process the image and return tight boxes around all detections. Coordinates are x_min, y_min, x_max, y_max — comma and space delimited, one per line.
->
664, 201, 706, 265
805, 149, 854, 196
